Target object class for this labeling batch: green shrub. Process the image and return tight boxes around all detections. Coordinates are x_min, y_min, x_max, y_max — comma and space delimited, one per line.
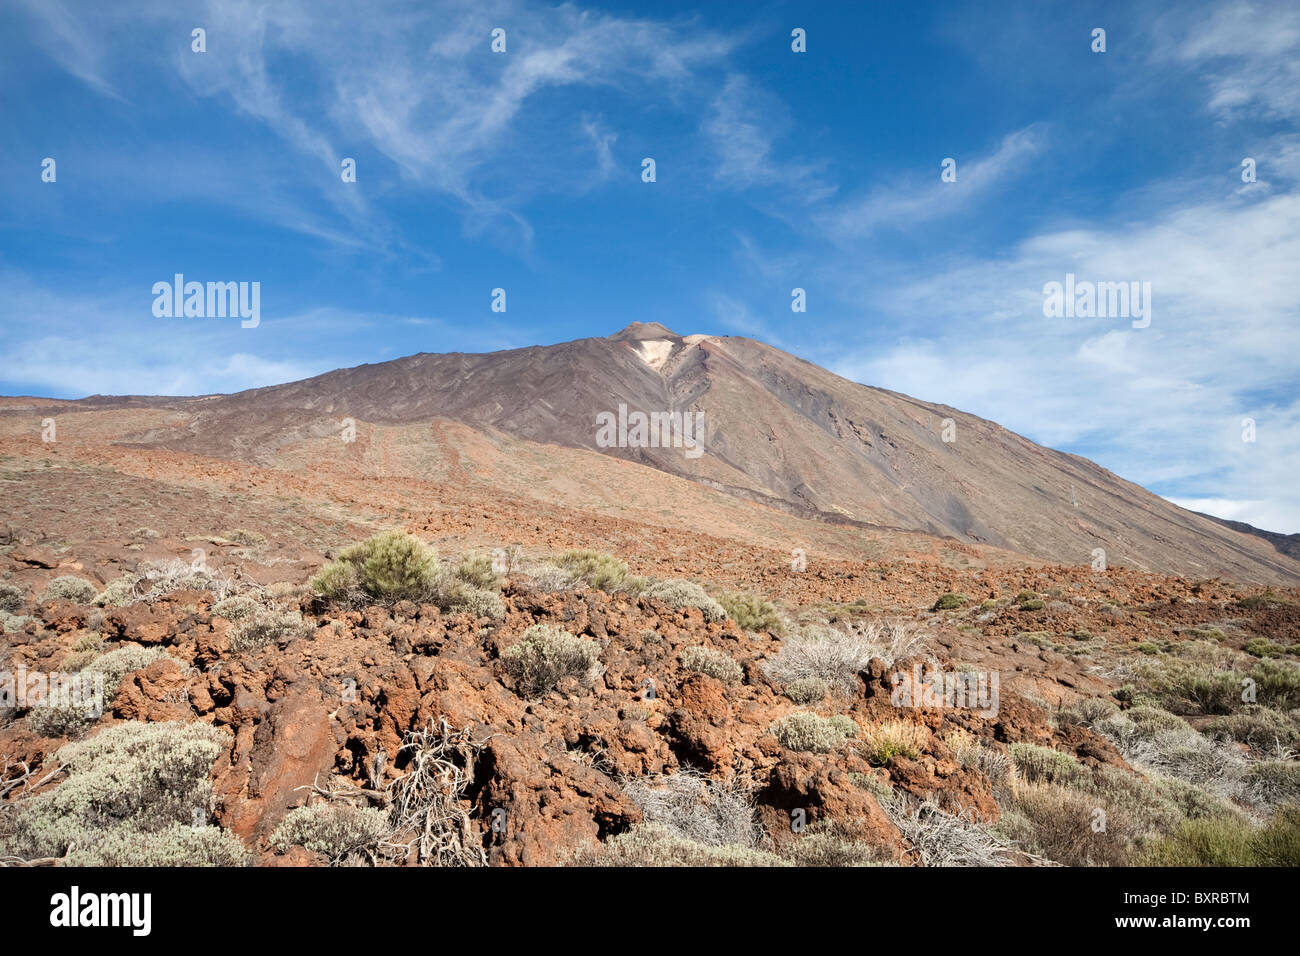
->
453, 553, 500, 590
0, 582, 25, 612
861, 719, 926, 764
1139, 809, 1300, 866
1134, 659, 1242, 715
1251, 805, 1300, 865
680, 646, 743, 683
769, 712, 852, 753
783, 677, 828, 704
309, 559, 360, 603
229, 607, 312, 652
717, 592, 782, 632
1015, 589, 1039, 603
1252, 658, 1300, 710
313, 530, 439, 604
41, 576, 98, 604
60, 630, 105, 670
933, 592, 968, 611
557, 550, 628, 591
271, 803, 390, 864
1056, 697, 1119, 726
501, 624, 601, 697
4, 721, 230, 861
618, 575, 651, 596
828, 714, 860, 739
1244, 638, 1288, 658
1019, 599, 1045, 611
1009, 743, 1085, 786
644, 580, 727, 622
1206, 706, 1300, 751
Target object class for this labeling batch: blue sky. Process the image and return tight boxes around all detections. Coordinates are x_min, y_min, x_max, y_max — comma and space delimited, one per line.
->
2, 0, 1298, 532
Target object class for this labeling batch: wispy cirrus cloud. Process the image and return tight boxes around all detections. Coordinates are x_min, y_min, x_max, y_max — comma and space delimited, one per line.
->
816, 126, 1046, 241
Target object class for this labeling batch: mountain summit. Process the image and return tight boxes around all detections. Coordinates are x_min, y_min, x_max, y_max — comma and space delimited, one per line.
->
76, 328, 1300, 582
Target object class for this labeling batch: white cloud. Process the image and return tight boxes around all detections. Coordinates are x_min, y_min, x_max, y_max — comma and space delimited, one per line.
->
818, 126, 1045, 240
704, 74, 832, 197
824, 189, 1300, 531
1157, 0, 1300, 121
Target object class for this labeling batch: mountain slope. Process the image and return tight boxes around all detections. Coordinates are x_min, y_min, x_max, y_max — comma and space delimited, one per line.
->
88, 324, 1300, 583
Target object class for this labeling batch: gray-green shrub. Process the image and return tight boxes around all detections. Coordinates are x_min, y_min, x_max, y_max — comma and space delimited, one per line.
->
644, 580, 727, 622
41, 576, 98, 604
680, 646, 743, 683
501, 624, 601, 697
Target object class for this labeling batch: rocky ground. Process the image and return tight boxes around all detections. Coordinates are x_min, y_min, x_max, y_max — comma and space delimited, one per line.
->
1, 422, 1299, 867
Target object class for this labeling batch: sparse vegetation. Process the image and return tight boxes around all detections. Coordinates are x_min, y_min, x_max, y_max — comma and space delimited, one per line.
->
943, 728, 1014, 796
272, 803, 390, 864
933, 592, 968, 611
1245, 761, 1300, 806
557, 549, 628, 591
229, 606, 312, 651
644, 579, 727, 622
453, 553, 500, 590
40, 576, 98, 604
569, 823, 791, 867
883, 796, 1016, 866
778, 820, 895, 867
783, 676, 828, 704
312, 530, 440, 604
1, 721, 235, 864
680, 645, 743, 682
623, 771, 757, 847
717, 592, 782, 632
1206, 706, 1300, 752
862, 719, 928, 764
769, 711, 855, 753
384, 717, 487, 866
763, 620, 925, 695
0, 582, 24, 612
501, 624, 602, 697
225, 528, 267, 547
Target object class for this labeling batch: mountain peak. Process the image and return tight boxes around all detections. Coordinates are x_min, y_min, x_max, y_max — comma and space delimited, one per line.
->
608, 322, 680, 341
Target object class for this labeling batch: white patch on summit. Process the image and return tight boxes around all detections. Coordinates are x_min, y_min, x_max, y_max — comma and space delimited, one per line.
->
634, 339, 674, 370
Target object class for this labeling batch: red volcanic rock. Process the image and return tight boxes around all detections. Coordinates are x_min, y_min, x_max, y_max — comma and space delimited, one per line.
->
475, 735, 642, 866
758, 754, 908, 862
